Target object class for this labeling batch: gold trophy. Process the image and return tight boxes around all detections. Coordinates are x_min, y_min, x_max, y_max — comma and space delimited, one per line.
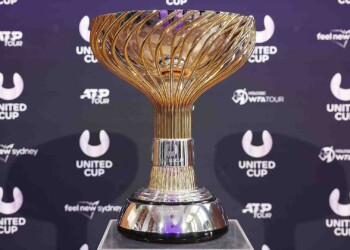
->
90, 10, 255, 242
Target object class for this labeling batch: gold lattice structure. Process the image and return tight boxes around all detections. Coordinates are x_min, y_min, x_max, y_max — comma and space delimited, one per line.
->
91, 10, 255, 140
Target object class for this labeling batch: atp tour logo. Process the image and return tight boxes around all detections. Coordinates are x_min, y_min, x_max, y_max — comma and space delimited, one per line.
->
166, 0, 187, 5
238, 130, 275, 178
76, 130, 113, 177
338, 0, 350, 4
319, 146, 350, 163
232, 89, 284, 105
0, 31, 23, 47
326, 189, 350, 236
0, 187, 26, 235
64, 201, 121, 219
0, 73, 27, 120
76, 16, 98, 64
0, 0, 18, 5
80, 89, 110, 105
326, 73, 350, 121
242, 203, 272, 219
0, 143, 38, 163
249, 15, 277, 63
317, 30, 350, 48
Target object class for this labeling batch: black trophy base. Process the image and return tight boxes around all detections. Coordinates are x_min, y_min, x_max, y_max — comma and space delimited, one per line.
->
117, 226, 229, 244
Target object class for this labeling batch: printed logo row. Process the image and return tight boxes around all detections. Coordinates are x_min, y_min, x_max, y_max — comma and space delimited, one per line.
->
1, 15, 349, 64
0, 72, 349, 121
1, 130, 350, 178
0, 186, 349, 241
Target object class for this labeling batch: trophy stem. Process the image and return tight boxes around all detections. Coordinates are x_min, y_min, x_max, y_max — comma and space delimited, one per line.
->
153, 106, 192, 139
150, 106, 196, 191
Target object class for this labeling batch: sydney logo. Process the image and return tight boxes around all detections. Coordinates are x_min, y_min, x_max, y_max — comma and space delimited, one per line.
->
326, 188, 350, 237
64, 201, 121, 219
0, 143, 38, 163
317, 29, 350, 48
326, 73, 350, 121
249, 15, 277, 63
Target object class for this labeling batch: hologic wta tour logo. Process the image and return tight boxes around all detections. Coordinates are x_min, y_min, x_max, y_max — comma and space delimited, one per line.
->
0, 187, 26, 235
249, 15, 277, 63
317, 30, 350, 48
0, 73, 27, 120
232, 88, 284, 105
64, 201, 121, 219
80, 89, 110, 105
0, 143, 38, 163
319, 146, 350, 163
326, 189, 350, 237
165, 0, 187, 5
76, 130, 113, 177
239, 130, 275, 178
242, 203, 272, 219
76, 16, 98, 64
326, 73, 350, 121
338, 0, 350, 4
0, 31, 23, 47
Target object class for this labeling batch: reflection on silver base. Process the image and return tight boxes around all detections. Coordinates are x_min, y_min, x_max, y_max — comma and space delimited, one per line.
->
117, 188, 228, 242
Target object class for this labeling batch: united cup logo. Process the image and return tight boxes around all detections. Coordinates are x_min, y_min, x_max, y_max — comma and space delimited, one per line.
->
326, 189, 350, 237
79, 16, 90, 43
330, 73, 350, 102
326, 73, 350, 121
0, 73, 23, 101
249, 15, 277, 63
256, 15, 275, 44
238, 130, 275, 178
0, 73, 27, 120
76, 16, 97, 63
0, 187, 26, 235
165, 0, 187, 5
0, 0, 18, 5
76, 130, 113, 177
242, 130, 273, 158
262, 245, 270, 250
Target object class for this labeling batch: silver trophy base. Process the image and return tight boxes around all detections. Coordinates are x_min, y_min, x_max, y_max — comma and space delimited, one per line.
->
117, 188, 229, 243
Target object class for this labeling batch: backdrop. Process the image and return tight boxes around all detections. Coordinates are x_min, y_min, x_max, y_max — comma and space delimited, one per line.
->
0, 0, 349, 249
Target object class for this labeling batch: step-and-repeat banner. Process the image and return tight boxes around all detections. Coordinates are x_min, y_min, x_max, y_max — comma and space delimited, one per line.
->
0, 0, 349, 249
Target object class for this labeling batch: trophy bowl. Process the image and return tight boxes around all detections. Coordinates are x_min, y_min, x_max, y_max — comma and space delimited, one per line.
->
90, 10, 255, 243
